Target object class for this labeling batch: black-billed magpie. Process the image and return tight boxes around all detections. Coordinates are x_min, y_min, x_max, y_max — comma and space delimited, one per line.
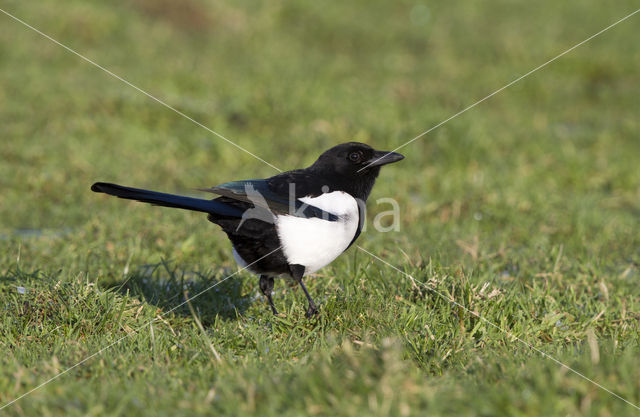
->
91, 142, 404, 316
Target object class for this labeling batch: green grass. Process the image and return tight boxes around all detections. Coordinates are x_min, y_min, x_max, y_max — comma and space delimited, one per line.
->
1, 0, 640, 415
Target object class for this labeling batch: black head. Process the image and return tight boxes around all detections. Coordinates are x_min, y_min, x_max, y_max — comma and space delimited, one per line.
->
309, 142, 404, 200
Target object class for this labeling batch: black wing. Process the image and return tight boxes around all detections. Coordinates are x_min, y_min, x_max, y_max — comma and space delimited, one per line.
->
200, 176, 338, 221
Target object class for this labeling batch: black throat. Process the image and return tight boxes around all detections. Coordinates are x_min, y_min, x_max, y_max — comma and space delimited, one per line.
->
307, 165, 381, 202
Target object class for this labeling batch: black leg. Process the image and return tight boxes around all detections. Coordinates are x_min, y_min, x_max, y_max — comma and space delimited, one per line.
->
289, 264, 318, 317
259, 275, 278, 315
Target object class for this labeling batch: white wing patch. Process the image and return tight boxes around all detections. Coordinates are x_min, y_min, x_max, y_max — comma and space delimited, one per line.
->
232, 247, 251, 271
276, 191, 360, 276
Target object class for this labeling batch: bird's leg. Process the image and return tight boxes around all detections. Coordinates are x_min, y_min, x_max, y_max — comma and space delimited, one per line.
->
259, 275, 278, 315
299, 280, 318, 318
289, 264, 318, 317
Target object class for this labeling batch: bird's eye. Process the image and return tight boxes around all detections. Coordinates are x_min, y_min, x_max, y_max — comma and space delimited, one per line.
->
348, 152, 361, 162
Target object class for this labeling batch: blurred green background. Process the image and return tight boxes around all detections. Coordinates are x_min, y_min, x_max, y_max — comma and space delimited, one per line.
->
1, 1, 639, 416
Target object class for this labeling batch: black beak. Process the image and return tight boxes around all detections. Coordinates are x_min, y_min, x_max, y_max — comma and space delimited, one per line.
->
364, 150, 405, 168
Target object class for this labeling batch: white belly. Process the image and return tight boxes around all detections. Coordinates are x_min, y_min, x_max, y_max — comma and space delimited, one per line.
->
276, 191, 359, 276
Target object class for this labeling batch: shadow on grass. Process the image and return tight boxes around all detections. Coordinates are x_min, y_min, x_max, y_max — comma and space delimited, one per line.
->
106, 259, 256, 324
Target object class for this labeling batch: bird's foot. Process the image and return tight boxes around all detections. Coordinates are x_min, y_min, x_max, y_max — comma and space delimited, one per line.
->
306, 305, 318, 318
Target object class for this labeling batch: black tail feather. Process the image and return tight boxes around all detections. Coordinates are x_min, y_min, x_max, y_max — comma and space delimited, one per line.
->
91, 182, 242, 217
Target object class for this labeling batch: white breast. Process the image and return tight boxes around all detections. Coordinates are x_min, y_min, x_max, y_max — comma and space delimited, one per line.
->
276, 191, 360, 276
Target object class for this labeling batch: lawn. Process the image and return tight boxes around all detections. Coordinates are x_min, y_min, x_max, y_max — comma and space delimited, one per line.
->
1, 0, 639, 415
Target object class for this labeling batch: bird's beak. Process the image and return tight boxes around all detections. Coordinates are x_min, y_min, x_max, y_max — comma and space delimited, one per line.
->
364, 150, 405, 168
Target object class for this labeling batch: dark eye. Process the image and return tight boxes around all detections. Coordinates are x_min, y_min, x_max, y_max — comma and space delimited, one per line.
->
348, 152, 361, 162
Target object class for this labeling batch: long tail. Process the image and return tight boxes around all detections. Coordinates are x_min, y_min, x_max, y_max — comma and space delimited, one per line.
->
91, 182, 242, 217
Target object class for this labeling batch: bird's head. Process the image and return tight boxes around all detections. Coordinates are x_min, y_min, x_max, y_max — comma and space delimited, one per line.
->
309, 142, 404, 200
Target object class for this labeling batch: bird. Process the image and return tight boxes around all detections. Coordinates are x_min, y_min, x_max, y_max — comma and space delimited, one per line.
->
91, 142, 404, 317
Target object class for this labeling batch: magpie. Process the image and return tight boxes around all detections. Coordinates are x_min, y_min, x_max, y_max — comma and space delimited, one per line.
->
91, 142, 404, 317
